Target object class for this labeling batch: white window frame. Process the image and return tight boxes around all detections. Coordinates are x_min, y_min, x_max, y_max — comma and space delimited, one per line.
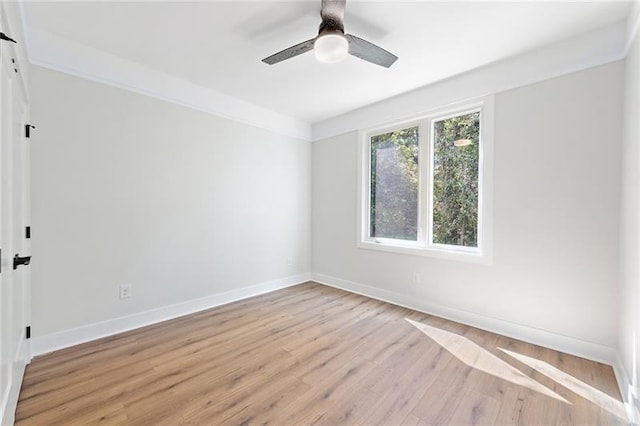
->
357, 95, 494, 264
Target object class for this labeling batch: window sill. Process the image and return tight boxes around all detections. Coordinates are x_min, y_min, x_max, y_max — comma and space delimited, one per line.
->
357, 240, 492, 265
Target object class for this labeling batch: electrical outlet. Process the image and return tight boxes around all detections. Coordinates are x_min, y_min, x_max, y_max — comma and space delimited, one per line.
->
411, 272, 421, 285
119, 284, 131, 299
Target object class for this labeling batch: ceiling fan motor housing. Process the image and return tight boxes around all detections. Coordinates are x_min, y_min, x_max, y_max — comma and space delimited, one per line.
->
318, 16, 345, 36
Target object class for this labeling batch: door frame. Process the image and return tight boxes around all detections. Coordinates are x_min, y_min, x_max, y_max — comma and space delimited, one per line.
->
0, 1, 31, 423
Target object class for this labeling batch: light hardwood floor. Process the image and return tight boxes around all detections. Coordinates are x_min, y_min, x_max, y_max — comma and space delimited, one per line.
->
16, 282, 625, 425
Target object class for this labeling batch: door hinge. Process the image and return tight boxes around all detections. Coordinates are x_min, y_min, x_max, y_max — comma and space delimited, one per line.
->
26, 326, 31, 339
0, 32, 17, 44
25, 124, 35, 138
26, 226, 31, 239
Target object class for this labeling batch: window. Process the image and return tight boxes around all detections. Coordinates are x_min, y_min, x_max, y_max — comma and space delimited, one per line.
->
431, 111, 480, 248
359, 97, 494, 263
370, 126, 420, 242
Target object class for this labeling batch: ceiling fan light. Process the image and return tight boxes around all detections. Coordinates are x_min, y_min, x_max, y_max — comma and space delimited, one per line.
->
314, 34, 349, 63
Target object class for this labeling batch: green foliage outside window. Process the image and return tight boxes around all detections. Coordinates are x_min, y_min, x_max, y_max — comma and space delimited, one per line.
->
432, 112, 480, 247
370, 127, 419, 241
368, 112, 479, 248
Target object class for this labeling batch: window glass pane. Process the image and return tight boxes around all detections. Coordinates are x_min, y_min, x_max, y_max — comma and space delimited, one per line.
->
370, 126, 419, 241
432, 112, 480, 248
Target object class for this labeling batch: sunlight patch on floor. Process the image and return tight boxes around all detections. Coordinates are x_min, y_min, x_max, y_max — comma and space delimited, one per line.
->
499, 348, 628, 422
405, 318, 569, 403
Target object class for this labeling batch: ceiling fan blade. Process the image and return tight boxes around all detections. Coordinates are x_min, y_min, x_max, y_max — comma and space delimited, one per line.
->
262, 38, 316, 65
345, 34, 398, 68
321, 0, 346, 23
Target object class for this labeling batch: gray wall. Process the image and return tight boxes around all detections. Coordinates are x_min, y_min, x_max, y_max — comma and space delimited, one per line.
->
30, 65, 311, 336
312, 62, 623, 349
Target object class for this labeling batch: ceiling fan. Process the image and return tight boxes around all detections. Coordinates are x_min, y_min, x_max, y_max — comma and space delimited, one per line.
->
262, 0, 398, 68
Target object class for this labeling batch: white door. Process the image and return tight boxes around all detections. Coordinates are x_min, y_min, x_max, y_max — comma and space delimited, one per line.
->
0, 7, 30, 424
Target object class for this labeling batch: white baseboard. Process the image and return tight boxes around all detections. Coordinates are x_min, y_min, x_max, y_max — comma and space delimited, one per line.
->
31, 273, 312, 357
311, 273, 618, 366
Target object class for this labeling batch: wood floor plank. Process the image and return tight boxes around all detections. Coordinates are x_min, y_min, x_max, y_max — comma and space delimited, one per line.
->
411, 360, 474, 424
15, 282, 624, 425
312, 384, 380, 426
361, 345, 453, 425
277, 356, 377, 425
446, 388, 502, 425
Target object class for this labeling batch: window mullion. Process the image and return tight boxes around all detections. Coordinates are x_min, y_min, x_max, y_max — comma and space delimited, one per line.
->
361, 131, 376, 243
418, 120, 430, 247
428, 117, 436, 248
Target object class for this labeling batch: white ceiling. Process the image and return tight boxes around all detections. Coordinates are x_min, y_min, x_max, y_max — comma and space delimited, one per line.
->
22, 1, 631, 124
